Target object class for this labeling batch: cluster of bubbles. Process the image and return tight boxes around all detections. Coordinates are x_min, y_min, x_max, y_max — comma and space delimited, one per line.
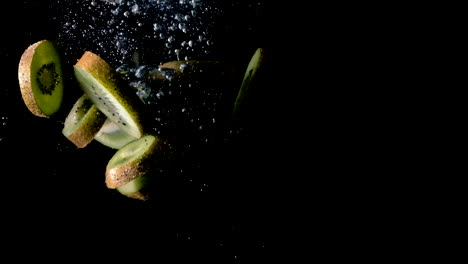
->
1, 116, 7, 127
55, 0, 222, 66
53, 0, 231, 149
115, 61, 227, 148
0, 116, 8, 143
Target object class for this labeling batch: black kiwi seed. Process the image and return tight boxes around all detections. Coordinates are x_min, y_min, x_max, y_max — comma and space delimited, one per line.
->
36, 63, 60, 95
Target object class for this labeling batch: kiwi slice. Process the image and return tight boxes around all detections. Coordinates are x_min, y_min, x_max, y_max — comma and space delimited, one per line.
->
116, 174, 153, 201
105, 134, 166, 189
94, 118, 138, 149
18, 40, 64, 117
74, 51, 145, 139
62, 94, 107, 148
158, 60, 222, 73
232, 48, 265, 119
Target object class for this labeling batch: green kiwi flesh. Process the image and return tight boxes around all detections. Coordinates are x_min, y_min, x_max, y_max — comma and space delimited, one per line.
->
232, 48, 265, 118
116, 174, 152, 201
105, 134, 164, 189
94, 118, 138, 149
62, 94, 107, 148
74, 51, 145, 139
18, 40, 64, 117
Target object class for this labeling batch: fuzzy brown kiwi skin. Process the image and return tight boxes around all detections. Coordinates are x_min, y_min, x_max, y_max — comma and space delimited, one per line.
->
75, 51, 148, 136
66, 105, 107, 148
125, 192, 151, 201
18, 40, 48, 117
105, 136, 169, 189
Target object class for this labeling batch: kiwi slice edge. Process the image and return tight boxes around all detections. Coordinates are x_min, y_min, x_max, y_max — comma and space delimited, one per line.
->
232, 47, 265, 118
116, 174, 153, 201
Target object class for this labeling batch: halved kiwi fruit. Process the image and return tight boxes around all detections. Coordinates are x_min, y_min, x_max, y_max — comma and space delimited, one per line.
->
18, 40, 64, 117
232, 48, 265, 119
74, 51, 145, 139
62, 94, 107, 148
105, 134, 167, 189
94, 118, 138, 149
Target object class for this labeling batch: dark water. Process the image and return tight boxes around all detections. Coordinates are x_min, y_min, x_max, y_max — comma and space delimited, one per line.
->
1, 0, 282, 262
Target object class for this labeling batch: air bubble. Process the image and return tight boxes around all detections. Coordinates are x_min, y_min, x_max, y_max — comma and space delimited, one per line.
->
179, 63, 189, 72
131, 4, 139, 14
156, 91, 165, 99
135, 66, 148, 78
112, 8, 120, 15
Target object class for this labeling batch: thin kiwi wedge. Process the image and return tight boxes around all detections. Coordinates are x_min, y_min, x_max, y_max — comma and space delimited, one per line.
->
232, 48, 265, 119
62, 94, 107, 148
18, 40, 64, 117
158, 60, 222, 73
74, 51, 145, 139
105, 134, 166, 189
94, 118, 138, 149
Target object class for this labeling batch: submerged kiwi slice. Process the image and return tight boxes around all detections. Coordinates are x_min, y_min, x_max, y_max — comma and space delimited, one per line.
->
18, 40, 64, 117
116, 173, 153, 201
232, 48, 265, 119
105, 134, 166, 189
158, 60, 222, 72
94, 118, 138, 149
74, 51, 145, 139
62, 94, 107, 148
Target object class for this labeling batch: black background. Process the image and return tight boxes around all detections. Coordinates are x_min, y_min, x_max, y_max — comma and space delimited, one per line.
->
0, 0, 288, 262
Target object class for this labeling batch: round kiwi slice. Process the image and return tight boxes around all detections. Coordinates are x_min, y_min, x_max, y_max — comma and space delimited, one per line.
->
105, 134, 166, 189
73, 51, 145, 139
232, 48, 265, 118
94, 118, 138, 149
18, 40, 64, 117
62, 94, 107, 148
